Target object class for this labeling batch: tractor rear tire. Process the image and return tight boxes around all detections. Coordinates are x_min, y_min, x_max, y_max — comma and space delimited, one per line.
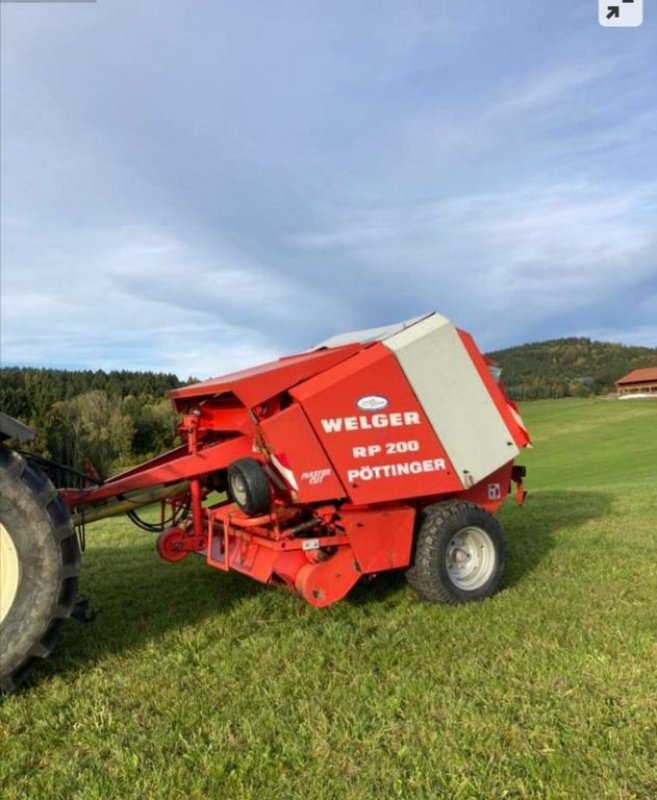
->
406, 501, 506, 605
0, 448, 80, 692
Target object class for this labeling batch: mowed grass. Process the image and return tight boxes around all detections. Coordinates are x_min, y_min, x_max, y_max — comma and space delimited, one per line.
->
1, 399, 656, 799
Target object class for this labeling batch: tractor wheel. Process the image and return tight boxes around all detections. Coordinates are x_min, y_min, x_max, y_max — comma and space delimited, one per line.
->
0, 448, 80, 692
406, 501, 506, 605
227, 458, 271, 516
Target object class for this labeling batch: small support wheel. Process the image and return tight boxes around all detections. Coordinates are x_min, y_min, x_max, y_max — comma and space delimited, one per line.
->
406, 501, 506, 605
156, 528, 190, 562
227, 458, 271, 516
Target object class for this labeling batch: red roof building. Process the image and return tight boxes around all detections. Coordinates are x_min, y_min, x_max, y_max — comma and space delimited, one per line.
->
615, 367, 657, 397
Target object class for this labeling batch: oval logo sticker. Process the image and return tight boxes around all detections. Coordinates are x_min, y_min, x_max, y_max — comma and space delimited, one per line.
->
356, 395, 389, 411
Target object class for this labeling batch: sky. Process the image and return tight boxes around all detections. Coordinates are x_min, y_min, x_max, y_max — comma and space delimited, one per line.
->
1, 0, 656, 379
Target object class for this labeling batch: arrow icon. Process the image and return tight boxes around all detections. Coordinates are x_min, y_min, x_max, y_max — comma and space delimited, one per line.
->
600, 0, 643, 26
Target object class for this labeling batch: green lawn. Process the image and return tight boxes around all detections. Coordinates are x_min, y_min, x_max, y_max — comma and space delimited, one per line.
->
1, 399, 656, 799
520, 397, 657, 490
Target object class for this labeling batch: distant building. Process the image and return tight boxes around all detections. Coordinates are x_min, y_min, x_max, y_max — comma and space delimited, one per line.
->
615, 367, 657, 397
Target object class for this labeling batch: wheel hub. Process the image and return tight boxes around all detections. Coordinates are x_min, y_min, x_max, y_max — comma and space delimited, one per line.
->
230, 474, 248, 507
156, 527, 192, 562
445, 525, 495, 591
0, 522, 21, 625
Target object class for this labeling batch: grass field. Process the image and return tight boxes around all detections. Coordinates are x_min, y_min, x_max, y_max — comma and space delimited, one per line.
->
1, 398, 656, 799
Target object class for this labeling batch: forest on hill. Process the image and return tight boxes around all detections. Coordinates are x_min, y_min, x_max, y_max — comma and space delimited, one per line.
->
489, 338, 657, 400
0, 368, 185, 476
1, 337, 656, 472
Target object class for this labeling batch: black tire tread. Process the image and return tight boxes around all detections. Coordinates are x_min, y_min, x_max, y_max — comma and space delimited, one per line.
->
406, 500, 506, 605
0, 448, 80, 693
227, 457, 271, 516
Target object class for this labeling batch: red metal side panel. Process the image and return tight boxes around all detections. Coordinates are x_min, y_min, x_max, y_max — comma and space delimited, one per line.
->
341, 506, 416, 573
169, 344, 364, 410
291, 343, 463, 505
258, 405, 347, 502
198, 402, 254, 435
456, 462, 514, 512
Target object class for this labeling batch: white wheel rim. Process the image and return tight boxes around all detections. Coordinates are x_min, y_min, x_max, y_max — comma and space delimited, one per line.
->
446, 525, 496, 591
0, 521, 20, 625
230, 474, 248, 508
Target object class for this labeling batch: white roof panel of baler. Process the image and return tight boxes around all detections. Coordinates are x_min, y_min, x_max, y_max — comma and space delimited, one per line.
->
311, 312, 436, 350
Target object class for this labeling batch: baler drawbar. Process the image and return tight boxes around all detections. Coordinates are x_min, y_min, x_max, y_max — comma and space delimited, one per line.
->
0, 312, 530, 690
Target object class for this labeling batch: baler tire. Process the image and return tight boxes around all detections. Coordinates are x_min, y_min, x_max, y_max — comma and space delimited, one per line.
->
406, 501, 506, 605
227, 458, 271, 516
0, 448, 80, 692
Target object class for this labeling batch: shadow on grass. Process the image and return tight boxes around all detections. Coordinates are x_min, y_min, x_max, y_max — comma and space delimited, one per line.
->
31, 490, 612, 688
498, 489, 613, 588
34, 543, 268, 688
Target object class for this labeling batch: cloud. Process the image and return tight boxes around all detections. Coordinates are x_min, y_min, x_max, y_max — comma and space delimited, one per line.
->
1, 1, 655, 375
4, 182, 653, 378
0, 225, 305, 377
484, 62, 612, 119
290, 181, 657, 349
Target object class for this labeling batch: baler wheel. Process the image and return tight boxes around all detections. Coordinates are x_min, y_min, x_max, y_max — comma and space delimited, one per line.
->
0, 448, 80, 692
227, 458, 271, 516
406, 501, 506, 605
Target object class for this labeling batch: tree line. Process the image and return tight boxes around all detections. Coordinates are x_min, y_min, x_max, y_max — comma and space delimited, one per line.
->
0, 368, 187, 477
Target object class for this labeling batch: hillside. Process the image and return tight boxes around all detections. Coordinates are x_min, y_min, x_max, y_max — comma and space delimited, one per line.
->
488, 337, 657, 400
